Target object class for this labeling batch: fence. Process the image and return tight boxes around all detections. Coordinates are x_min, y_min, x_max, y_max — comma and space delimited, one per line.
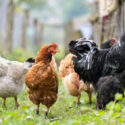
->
90, 0, 125, 47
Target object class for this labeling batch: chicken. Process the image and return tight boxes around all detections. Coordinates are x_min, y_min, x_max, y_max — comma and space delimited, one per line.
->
96, 70, 125, 109
0, 57, 34, 108
69, 32, 125, 90
69, 32, 125, 108
59, 53, 93, 104
25, 43, 59, 117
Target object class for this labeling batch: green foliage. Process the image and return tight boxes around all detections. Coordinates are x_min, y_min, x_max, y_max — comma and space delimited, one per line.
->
115, 93, 123, 101
0, 81, 125, 125
1, 47, 65, 63
1, 48, 36, 62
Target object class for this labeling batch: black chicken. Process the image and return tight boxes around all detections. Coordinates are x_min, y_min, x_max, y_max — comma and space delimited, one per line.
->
97, 70, 125, 109
69, 32, 125, 90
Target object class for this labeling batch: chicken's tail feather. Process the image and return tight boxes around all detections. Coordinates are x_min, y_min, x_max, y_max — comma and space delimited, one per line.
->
119, 31, 125, 46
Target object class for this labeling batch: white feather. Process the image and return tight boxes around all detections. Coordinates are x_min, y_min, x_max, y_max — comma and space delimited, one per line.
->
0, 57, 34, 98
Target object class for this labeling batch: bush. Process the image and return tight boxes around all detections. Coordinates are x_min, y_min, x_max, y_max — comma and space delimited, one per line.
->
1, 48, 36, 62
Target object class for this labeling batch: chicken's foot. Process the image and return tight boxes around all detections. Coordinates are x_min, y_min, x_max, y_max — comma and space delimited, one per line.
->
44, 107, 49, 119
14, 96, 19, 108
77, 94, 81, 105
96, 100, 99, 110
36, 104, 40, 115
2, 98, 6, 108
88, 92, 92, 104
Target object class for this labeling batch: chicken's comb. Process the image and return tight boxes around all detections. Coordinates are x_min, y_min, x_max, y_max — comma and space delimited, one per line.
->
51, 42, 57, 48
112, 38, 117, 42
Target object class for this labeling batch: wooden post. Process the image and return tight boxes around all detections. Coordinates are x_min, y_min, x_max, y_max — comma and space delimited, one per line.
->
39, 23, 44, 46
21, 9, 29, 50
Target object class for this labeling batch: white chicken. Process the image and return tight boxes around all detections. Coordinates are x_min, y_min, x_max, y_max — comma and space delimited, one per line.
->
0, 57, 34, 107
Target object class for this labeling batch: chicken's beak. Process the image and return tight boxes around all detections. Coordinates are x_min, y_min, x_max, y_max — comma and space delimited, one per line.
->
55, 49, 60, 53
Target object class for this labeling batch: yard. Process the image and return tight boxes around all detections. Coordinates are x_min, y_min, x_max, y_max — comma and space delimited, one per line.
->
0, 78, 125, 125
0, 0, 125, 125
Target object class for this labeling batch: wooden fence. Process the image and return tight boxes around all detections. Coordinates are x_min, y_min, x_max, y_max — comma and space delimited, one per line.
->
90, 0, 125, 47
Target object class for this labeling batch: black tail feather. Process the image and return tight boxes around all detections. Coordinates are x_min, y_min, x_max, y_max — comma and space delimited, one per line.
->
26, 57, 35, 63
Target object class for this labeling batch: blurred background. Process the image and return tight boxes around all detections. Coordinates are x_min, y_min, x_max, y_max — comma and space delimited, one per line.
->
0, 0, 124, 62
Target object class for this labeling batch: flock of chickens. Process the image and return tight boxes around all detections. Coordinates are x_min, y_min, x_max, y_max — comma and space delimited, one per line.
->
0, 33, 125, 117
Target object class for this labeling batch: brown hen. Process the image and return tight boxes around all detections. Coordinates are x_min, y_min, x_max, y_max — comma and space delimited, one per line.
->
25, 43, 59, 117
59, 53, 93, 104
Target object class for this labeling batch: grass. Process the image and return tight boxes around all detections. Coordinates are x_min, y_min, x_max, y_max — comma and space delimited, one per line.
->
1, 48, 36, 62
0, 50, 125, 125
0, 78, 125, 125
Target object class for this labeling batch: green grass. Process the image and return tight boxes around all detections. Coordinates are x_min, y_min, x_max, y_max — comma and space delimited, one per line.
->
0, 79, 125, 125
1, 50, 125, 125
1, 48, 36, 62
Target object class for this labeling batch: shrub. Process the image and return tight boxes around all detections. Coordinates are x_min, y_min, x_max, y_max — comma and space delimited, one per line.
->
1, 48, 36, 62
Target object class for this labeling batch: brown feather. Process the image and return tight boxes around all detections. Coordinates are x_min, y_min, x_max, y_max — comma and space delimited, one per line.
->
25, 43, 58, 114
59, 53, 93, 104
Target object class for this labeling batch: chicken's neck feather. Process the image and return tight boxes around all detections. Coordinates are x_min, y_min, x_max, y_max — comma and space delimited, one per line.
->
35, 50, 52, 64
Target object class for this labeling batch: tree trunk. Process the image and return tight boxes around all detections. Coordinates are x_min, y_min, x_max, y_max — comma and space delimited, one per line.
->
100, 17, 104, 48
5, 0, 14, 52
21, 9, 29, 50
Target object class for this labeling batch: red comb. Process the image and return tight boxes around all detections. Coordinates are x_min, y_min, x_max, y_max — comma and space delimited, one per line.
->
51, 42, 57, 47
112, 38, 117, 42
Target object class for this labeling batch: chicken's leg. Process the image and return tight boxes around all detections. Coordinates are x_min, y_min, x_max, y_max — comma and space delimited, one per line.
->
36, 104, 40, 115
14, 96, 19, 108
77, 94, 81, 105
88, 92, 92, 104
2, 98, 6, 108
45, 107, 49, 119
96, 100, 99, 109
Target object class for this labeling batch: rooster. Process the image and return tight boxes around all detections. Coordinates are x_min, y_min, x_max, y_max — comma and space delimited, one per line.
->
25, 43, 59, 117
59, 53, 93, 104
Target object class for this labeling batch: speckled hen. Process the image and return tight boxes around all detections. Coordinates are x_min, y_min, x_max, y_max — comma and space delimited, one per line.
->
25, 43, 59, 117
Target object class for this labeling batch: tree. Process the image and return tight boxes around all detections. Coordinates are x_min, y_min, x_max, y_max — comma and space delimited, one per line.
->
21, 9, 29, 49
17, 0, 46, 50
5, 0, 46, 52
